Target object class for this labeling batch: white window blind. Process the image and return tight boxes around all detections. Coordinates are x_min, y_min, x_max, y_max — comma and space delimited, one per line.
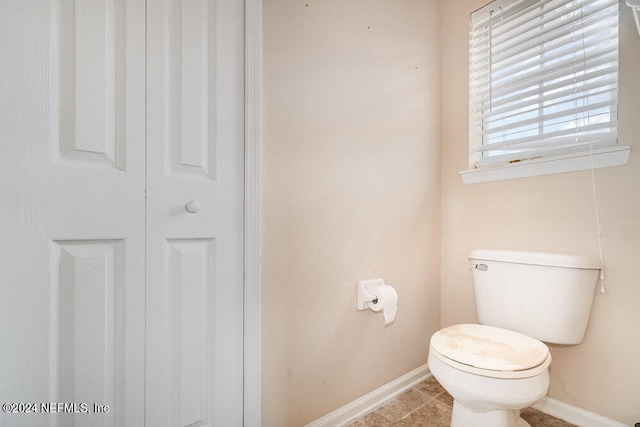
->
469, 0, 619, 169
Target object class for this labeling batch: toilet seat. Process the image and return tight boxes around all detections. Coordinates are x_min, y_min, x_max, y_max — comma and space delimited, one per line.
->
430, 324, 551, 379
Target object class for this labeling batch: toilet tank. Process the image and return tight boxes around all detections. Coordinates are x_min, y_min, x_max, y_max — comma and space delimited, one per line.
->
470, 249, 601, 345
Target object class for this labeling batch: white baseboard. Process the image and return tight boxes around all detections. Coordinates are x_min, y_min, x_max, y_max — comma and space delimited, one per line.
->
304, 364, 431, 427
533, 397, 628, 427
305, 363, 627, 427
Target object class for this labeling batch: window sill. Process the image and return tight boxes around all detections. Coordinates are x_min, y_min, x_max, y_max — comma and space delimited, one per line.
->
459, 145, 631, 185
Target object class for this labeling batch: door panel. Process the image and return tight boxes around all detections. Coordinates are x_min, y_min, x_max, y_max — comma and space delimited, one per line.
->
52, 0, 127, 169
50, 240, 125, 427
165, 239, 216, 427
1, 1, 146, 427
48, 1, 147, 425
146, 0, 245, 426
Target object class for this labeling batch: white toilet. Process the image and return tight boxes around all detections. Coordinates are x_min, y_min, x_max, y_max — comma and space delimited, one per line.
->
428, 249, 601, 427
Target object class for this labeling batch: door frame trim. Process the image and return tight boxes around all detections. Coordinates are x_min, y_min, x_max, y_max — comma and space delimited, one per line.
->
244, 0, 262, 424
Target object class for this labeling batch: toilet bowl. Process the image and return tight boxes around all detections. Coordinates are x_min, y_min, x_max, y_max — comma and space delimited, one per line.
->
428, 250, 600, 427
428, 324, 552, 427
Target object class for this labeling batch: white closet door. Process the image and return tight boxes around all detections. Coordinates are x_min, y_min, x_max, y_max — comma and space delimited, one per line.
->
1, 1, 244, 426
145, 0, 245, 426
0, 1, 146, 427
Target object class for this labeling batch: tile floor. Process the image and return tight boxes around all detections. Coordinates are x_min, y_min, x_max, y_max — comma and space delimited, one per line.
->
344, 376, 575, 427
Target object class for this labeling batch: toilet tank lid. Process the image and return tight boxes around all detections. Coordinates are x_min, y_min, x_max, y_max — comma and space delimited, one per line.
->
469, 249, 600, 269
431, 324, 550, 372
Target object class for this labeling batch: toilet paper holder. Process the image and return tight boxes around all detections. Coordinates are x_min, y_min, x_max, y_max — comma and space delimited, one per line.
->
356, 278, 384, 310
357, 278, 399, 325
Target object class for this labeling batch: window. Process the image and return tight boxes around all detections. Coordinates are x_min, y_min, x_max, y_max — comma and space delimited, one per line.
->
461, 0, 630, 184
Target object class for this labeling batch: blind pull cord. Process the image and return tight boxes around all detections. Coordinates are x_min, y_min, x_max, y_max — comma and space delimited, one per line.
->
590, 152, 606, 295
579, 0, 606, 295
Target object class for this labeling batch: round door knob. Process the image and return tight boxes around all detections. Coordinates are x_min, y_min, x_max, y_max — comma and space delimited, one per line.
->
185, 200, 201, 213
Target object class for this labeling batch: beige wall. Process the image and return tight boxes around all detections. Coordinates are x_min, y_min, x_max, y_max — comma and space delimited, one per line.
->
440, 1, 640, 425
262, 0, 441, 425
263, 0, 640, 425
